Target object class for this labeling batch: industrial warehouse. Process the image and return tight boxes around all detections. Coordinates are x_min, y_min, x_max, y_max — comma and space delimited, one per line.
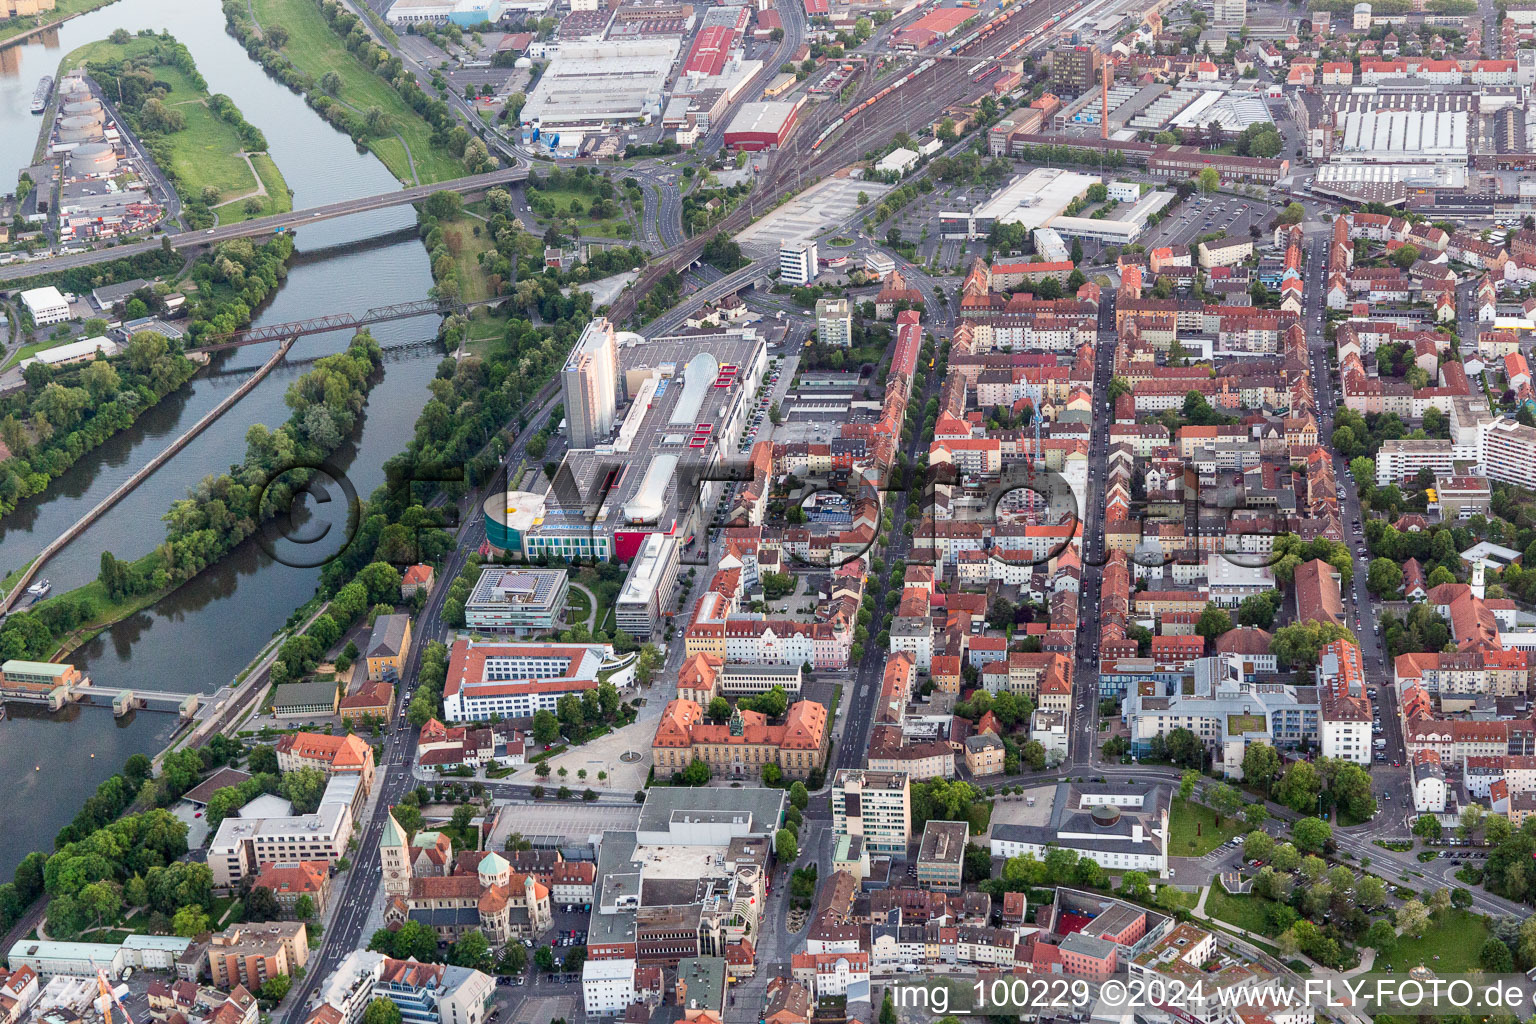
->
940, 166, 1175, 245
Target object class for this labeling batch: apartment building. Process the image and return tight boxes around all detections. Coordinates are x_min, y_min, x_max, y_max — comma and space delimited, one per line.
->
205, 922, 309, 992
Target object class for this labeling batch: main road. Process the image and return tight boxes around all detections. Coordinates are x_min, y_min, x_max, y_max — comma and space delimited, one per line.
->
282, 394, 559, 1024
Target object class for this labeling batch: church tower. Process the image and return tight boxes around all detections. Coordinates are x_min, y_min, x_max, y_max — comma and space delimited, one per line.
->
380, 808, 412, 896
1472, 559, 1487, 600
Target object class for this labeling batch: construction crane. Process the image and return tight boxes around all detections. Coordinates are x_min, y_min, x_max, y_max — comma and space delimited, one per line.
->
94, 964, 135, 1024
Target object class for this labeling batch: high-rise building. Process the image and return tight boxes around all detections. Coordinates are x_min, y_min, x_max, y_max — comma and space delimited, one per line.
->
563, 316, 619, 449
779, 240, 819, 286
830, 769, 911, 856
1212, 0, 1246, 27
1051, 45, 1100, 97
1481, 418, 1536, 489
815, 297, 852, 347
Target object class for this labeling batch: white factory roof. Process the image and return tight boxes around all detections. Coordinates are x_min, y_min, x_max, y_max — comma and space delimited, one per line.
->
521, 38, 677, 128
20, 285, 68, 311
975, 167, 1098, 230
1315, 161, 1467, 189
1339, 109, 1467, 156
725, 100, 798, 136
875, 147, 920, 174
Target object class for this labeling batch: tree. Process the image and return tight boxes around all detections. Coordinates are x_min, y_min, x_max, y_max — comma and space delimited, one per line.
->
281, 767, 329, 814
761, 763, 782, 786
1207, 783, 1243, 822
1364, 919, 1398, 956
680, 759, 710, 786
1395, 899, 1430, 939
1243, 830, 1274, 862
1021, 739, 1046, 770
172, 905, 210, 937
1243, 802, 1270, 830
1242, 743, 1282, 792
1293, 816, 1332, 853
1196, 603, 1233, 641
1367, 557, 1403, 598
532, 710, 561, 744
1356, 875, 1387, 910
776, 828, 798, 862
789, 781, 809, 810
534, 945, 557, 973
1197, 167, 1219, 193
1480, 937, 1514, 972
1120, 871, 1152, 900
393, 920, 440, 962
499, 941, 528, 974
450, 930, 493, 971
1270, 842, 1300, 873
321, 70, 343, 95
363, 1000, 404, 1024
1179, 770, 1200, 801
1413, 813, 1442, 841
258, 975, 291, 1004
244, 886, 280, 921
293, 894, 314, 921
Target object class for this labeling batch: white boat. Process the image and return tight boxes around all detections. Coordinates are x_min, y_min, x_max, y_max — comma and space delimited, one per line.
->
25, 579, 51, 598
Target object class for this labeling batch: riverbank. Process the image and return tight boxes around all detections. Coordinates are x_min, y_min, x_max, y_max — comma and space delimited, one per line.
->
57, 32, 292, 226
0, 0, 118, 47
224, 0, 463, 186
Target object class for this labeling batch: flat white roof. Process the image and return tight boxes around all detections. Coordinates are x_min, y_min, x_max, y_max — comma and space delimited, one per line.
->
8, 939, 125, 963
521, 39, 677, 127
974, 167, 1098, 230
20, 285, 67, 308
20, 337, 117, 367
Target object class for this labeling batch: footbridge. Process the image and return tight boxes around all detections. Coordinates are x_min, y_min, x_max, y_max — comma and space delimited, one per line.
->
192, 298, 463, 352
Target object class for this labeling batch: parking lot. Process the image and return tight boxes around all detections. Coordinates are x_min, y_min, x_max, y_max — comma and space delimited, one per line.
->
1140, 193, 1278, 250
486, 802, 642, 849
732, 354, 795, 456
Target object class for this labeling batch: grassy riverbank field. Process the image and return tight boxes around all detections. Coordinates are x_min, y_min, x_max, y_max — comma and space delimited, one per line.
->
60, 32, 292, 226
241, 0, 464, 184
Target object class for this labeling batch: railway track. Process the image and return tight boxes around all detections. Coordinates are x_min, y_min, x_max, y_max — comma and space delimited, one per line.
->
607, 0, 1074, 326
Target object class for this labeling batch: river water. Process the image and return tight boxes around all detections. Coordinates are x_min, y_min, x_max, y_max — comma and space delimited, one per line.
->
0, 0, 443, 877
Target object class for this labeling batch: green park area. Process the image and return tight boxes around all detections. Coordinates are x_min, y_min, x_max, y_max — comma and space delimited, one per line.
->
1169, 797, 1245, 857
526, 185, 634, 240
58, 35, 292, 225
247, 0, 464, 184
1204, 886, 1277, 935
1374, 909, 1489, 973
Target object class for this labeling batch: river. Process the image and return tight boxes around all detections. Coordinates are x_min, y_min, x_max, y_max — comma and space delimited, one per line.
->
0, 0, 444, 878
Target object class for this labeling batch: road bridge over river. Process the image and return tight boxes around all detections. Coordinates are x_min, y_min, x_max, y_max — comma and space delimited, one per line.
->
0, 166, 529, 284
